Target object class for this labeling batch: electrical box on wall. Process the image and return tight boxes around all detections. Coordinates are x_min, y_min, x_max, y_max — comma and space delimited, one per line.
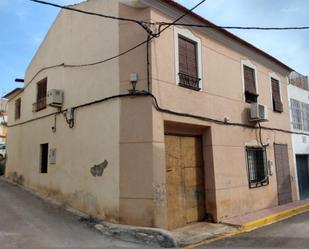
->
268, 160, 274, 176
47, 89, 64, 108
49, 148, 56, 164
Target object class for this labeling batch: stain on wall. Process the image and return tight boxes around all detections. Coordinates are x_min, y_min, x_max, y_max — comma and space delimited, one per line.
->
90, 160, 108, 177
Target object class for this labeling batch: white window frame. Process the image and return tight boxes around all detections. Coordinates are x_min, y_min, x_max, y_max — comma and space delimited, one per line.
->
269, 72, 282, 109
174, 27, 203, 90
241, 59, 259, 102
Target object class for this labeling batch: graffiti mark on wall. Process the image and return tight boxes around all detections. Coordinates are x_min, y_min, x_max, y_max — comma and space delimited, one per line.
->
90, 160, 108, 177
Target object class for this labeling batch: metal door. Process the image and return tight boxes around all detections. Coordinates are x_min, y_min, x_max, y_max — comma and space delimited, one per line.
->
296, 155, 309, 200
274, 144, 293, 205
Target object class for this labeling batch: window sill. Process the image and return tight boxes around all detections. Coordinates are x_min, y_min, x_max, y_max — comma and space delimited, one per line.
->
249, 179, 269, 189
178, 83, 201, 91
35, 107, 47, 112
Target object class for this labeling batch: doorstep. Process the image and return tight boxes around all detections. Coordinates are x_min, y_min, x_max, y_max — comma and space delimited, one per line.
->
222, 199, 309, 232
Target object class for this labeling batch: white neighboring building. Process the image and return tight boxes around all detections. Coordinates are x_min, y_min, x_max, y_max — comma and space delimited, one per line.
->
0, 99, 8, 144
288, 72, 309, 200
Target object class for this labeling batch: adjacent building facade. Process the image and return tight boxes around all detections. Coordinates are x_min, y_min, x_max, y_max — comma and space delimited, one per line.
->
0, 99, 8, 144
288, 72, 309, 200
4, 0, 299, 230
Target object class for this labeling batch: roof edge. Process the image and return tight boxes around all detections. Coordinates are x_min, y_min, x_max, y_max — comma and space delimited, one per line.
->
162, 0, 293, 72
3, 88, 23, 100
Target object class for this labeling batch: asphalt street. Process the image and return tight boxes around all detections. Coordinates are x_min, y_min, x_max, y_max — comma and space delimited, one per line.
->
1, 178, 309, 249
199, 210, 309, 249
0, 179, 151, 249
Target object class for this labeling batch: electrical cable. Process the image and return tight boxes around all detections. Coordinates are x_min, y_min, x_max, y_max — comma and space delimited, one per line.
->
24, 0, 207, 89
157, 22, 309, 31
30, 0, 152, 25
157, 0, 207, 34
24, 40, 149, 88
146, 35, 151, 93
7, 91, 309, 138
13, 0, 308, 138
31, 0, 309, 31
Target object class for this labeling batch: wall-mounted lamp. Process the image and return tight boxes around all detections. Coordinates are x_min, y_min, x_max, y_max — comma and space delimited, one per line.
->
129, 73, 138, 94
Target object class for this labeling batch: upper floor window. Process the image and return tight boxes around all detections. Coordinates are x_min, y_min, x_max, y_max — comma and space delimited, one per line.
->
33, 78, 47, 112
271, 77, 283, 112
15, 98, 21, 120
243, 65, 258, 103
291, 98, 309, 132
178, 36, 200, 90
175, 28, 202, 91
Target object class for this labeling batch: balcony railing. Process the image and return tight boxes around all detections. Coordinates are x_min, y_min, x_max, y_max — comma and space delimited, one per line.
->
33, 97, 47, 112
178, 72, 201, 91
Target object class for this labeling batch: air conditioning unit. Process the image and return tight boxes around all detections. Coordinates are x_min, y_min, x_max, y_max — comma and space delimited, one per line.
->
250, 103, 268, 122
47, 89, 64, 108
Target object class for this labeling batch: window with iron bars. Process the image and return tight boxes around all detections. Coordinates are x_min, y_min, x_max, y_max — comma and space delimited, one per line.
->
246, 147, 269, 188
291, 98, 309, 132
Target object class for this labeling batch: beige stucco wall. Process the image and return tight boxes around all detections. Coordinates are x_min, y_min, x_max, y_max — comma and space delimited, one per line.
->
148, 4, 297, 223
6, 0, 121, 221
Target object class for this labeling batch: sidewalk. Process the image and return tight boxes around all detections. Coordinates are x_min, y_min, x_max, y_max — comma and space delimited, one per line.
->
175, 200, 309, 248
95, 199, 309, 248
222, 199, 309, 232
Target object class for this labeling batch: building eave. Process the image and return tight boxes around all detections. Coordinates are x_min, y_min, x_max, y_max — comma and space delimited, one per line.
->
161, 0, 294, 72
2, 88, 23, 100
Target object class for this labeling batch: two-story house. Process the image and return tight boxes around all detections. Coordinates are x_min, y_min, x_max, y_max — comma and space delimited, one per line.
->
4, 0, 297, 230
288, 72, 309, 200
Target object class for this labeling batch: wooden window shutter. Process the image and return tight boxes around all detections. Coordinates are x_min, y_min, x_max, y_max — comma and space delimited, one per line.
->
37, 79, 47, 101
178, 37, 187, 74
271, 78, 283, 112
186, 41, 197, 78
243, 66, 257, 95
35, 78, 47, 111
178, 36, 197, 77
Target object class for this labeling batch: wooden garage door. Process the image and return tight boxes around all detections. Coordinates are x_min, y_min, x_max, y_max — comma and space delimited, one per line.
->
165, 135, 205, 229
274, 144, 293, 205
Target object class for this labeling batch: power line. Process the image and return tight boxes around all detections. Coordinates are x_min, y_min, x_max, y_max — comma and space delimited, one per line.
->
158, 0, 207, 33
158, 22, 309, 30
30, 0, 309, 31
30, 0, 150, 25
25, 0, 207, 87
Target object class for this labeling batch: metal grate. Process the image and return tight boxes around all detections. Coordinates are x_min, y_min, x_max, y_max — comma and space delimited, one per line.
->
178, 72, 201, 91
32, 97, 47, 112
246, 147, 269, 188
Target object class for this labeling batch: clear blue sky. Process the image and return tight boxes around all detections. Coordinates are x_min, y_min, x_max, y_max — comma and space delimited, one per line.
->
0, 0, 308, 96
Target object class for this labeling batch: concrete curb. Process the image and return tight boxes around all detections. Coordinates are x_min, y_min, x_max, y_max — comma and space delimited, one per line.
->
239, 203, 309, 232
184, 203, 309, 249
94, 222, 177, 248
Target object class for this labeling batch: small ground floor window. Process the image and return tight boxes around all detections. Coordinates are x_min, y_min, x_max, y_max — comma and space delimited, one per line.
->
246, 147, 269, 188
40, 143, 49, 174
